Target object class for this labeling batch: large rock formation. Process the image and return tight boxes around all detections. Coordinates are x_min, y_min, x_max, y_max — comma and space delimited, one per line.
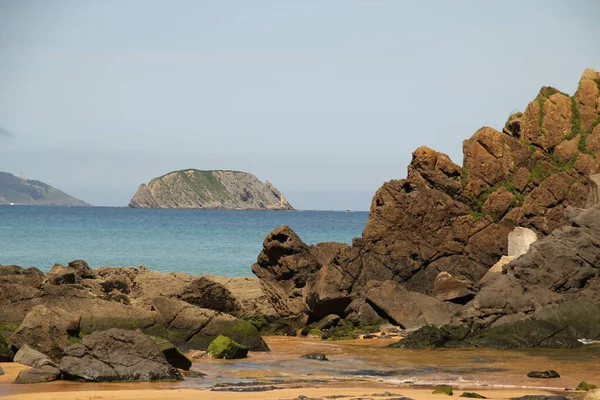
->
396, 200, 600, 348
0, 171, 89, 206
0, 263, 273, 357
251, 68, 600, 335
129, 169, 293, 210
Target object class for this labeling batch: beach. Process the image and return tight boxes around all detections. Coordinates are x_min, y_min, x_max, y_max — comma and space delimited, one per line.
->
1, 336, 595, 400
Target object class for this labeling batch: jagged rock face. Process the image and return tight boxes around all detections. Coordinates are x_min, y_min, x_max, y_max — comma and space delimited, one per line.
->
128, 169, 293, 210
252, 69, 600, 328
251, 225, 352, 323
399, 200, 600, 348
342, 69, 600, 298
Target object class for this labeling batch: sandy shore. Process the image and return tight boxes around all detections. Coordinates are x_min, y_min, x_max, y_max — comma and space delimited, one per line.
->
0, 386, 565, 400
1, 336, 594, 399
0, 361, 573, 400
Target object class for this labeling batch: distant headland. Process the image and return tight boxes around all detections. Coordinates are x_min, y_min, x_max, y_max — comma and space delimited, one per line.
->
0, 172, 89, 207
128, 169, 294, 210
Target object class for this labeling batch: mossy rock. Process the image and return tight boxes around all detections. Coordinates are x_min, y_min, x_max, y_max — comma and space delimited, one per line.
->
245, 315, 297, 337
466, 319, 581, 349
0, 334, 14, 362
432, 386, 453, 396
389, 325, 452, 349
207, 335, 248, 359
218, 320, 270, 351
321, 320, 381, 341
152, 337, 192, 371
576, 382, 597, 391
460, 392, 487, 398
244, 315, 269, 331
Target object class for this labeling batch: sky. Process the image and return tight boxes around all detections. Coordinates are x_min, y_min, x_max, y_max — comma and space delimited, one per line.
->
0, 0, 599, 210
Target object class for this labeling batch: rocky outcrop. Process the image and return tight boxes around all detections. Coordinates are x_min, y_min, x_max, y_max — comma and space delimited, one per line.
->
0, 171, 89, 206
251, 69, 600, 335
397, 200, 600, 348
59, 329, 182, 382
251, 226, 352, 324
128, 169, 293, 210
0, 262, 272, 360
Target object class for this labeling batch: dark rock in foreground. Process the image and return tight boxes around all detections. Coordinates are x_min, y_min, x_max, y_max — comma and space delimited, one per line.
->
527, 370, 561, 379
0, 334, 13, 362
397, 198, 600, 349
300, 352, 328, 361
152, 336, 191, 371
14, 366, 61, 384
59, 329, 182, 382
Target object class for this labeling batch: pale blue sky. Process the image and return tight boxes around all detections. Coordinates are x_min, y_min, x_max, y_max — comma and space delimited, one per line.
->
0, 0, 599, 210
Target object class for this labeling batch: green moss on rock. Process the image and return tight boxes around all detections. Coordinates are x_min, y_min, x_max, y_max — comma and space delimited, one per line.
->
432, 386, 453, 396
576, 382, 597, 391
0, 334, 14, 362
207, 335, 248, 359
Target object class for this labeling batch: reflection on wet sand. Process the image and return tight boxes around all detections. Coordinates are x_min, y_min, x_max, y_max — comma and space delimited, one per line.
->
1, 336, 599, 398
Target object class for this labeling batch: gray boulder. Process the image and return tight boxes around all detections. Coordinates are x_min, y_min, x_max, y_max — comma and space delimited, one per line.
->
365, 280, 460, 330
59, 329, 182, 382
14, 344, 57, 368
14, 366, 61, 384
8, 305, 80, 359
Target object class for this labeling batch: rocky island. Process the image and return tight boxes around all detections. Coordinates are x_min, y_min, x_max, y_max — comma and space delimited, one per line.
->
128, 169, 293, 210
0, 172, 89, 206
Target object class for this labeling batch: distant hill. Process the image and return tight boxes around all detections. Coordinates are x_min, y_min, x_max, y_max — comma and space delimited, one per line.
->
0, 172, 89, 206
129, 169, 293, 210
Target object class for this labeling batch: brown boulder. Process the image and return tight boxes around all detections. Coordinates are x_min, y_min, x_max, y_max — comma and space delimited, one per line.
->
67, 260, 96, 279
482, 187, 515, 220
46, 264, 79, 285
8, 305, 80, 359
432, 272, 477, 304
181, 276, 239, 312
463, 127, 529, 196
576, 68, 600, 132
541, 92, 572, 151
365, 280, 460, 330
0, 265, 44, 287
14, 366, 61, 384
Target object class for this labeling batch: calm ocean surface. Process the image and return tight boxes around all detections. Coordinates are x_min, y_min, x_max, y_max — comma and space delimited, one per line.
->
0, 206, 368, 277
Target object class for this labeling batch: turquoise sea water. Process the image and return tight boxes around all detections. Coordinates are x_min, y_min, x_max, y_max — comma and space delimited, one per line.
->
0, 206, 368, 277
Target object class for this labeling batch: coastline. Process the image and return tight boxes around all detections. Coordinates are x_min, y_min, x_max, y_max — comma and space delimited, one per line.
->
1, 337, 597, 400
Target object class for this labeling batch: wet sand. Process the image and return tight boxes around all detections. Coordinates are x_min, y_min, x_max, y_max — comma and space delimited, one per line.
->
1, 336, 598, 399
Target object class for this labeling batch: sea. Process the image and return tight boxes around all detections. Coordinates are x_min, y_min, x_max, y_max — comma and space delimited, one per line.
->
0, 205, 368, 276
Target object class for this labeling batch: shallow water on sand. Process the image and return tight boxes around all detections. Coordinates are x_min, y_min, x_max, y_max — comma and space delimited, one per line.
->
191, 337, 600, 390
3, 337, 598, 397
